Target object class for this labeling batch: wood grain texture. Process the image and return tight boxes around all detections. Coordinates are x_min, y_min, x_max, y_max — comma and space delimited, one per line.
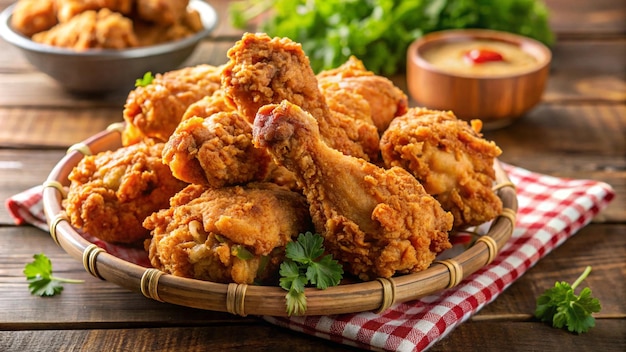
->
0, 0, 624, 351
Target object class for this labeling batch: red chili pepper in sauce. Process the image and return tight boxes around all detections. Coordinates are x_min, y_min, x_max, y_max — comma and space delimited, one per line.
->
464, 49, 504, 64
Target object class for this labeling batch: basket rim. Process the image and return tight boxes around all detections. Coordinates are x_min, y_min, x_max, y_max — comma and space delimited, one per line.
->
42, 123, 518, 317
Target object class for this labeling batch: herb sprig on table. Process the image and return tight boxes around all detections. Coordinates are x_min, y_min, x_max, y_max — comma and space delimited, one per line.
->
279, 232, 343, 316
24, 253, 84, 297
535, 266, 601, 333
230, 0, 554, 75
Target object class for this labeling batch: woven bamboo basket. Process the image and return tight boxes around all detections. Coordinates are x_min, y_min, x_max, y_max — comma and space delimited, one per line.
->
42, 122, 518, 317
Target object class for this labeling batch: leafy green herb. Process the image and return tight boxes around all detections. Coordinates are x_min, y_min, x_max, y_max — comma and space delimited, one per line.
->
23, 253, 84, 297
279, 232, 343, 315
535, 266, 601, 333
135, 71, 154, 87
230, 0, 554, 75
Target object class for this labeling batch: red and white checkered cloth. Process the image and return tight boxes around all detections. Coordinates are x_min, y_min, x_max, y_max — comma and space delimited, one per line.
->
5, 163, 615, 352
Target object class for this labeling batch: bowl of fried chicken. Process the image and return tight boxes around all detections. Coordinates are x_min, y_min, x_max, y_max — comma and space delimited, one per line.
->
0, 0, 218, 94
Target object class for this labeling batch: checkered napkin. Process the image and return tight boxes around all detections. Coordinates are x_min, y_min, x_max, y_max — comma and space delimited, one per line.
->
4, 163, 615, 352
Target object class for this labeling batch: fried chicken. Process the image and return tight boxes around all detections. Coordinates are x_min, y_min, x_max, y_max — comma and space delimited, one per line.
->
10, 0, 57, 37
64, 141, 187, 245
380, 108, 503, 228
253, 101, 453, 280
143, 182, 312, 284
133, 0, 203, 46
181, 89, 233, 121
32, 8, 138, 50
122, 64, 223, 146
222, 33, 380, 161
55, 0, 133, 22
317, 56, 409, 133
162, 112, 272, 188
135, 0, 189, 26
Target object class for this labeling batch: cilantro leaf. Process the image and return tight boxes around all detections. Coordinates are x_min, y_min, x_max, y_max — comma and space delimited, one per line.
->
279, 232, 343, 315
24, 253, 84, 297
535, 266, 601, 333
135, 71, 154, 87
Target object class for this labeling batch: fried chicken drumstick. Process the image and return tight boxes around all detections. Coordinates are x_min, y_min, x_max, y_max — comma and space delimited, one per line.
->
223, 33, 379, 161
253, 100, 453, 280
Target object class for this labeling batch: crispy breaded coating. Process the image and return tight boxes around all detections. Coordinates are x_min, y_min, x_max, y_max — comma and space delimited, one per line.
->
253, 101, 453, 281
10, 0, 57, 37
380, 108, 503, 228
222, 33, 380, 161
133, 2, 202, 46
135, 0, 189, 25
181, 90, 233, 121
64, 142, 188, 245
122, 64, 223, 146
32, 8, 138, 50
317, 56, 409, 133
55, 0, 134, 22
143, 183, 312, 284
163, 112, 272, 187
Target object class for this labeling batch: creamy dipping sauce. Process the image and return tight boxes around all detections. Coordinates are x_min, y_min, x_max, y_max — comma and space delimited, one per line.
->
421, 39, 538, 76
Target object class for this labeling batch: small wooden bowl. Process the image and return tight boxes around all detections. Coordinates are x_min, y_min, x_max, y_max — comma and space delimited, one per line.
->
407, 29, 551, 129
42, 124, 518, 317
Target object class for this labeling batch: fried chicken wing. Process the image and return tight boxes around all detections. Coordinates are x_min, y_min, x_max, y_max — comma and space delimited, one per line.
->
122, 64, 223, 146
143, 182, 312, 284
317, 56, 409, 133
222, 33, 380, 161
64, 141, 188, 245
380, 108, 503, 228
162, 112, 272, 187
32, 8, 138, 50
253, 101, 453, 280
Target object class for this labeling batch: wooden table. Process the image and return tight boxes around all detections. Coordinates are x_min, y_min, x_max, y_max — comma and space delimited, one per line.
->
1, 1, 624, 351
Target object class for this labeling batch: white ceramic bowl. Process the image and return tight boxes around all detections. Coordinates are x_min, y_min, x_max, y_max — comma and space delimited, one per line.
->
0, 0, 218, 94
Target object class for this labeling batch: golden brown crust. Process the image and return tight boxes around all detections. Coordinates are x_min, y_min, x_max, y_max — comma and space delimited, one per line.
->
162, 112, 273, 187
222, 33, 380, 161
253, 101, 453, 280
12, 0, 201, 48
32, 9, 138, 50
10, 0, 57, 37
64, 142, 188, 245
317, 56, 409, 133
380, 108, 503, 228
122, 64, 223, 146
143, 183, 312, 284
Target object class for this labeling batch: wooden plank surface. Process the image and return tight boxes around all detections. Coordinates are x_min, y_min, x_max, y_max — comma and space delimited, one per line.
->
0, 0, 624, 351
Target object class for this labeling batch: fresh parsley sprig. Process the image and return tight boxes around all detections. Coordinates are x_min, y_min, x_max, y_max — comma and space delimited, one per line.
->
535, 266, 601, 333
135, 71, 154, 87
230, 0, 554, 75
24, 253, 84, 297
279, 232, 343, 316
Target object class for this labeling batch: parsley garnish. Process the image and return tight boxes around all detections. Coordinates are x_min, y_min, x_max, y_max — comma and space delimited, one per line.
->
135, 71, 154, 87
24, 253, 84, 297
535, 266, 601, 333
279, 232, 343, 316
230, 0, 554, 75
